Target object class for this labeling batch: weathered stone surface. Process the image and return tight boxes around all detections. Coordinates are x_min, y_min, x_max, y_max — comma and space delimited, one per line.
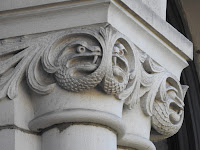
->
0, 1, 193, 150
0, 129, 41, 150
0, 129, 15, 150
42, 124, 116, 150
0, 0, 192, 80
0, 99, 14, 126
0, 24, 190, 150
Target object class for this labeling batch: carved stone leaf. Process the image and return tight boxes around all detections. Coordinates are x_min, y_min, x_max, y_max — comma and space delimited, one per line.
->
7, 47, 35, 99
121, 61, 141, 107
0, 42, 32, 99
0, 42, 29, 56
139, 50, 148, 63
0, 26, 116, 99
99, 25, 113, 42
0, 26, 188, 140
0, 35, 58, 100
140, 73, 168, 116
26, 45, 56, 95
143, 57, 165, 73
122, 79, 141, 108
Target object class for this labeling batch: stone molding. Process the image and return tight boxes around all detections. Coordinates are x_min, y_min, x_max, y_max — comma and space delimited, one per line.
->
0, 0, 192, 80
29, 108, 126, 138
118, 133, 156, 150
0, 25, 187, 143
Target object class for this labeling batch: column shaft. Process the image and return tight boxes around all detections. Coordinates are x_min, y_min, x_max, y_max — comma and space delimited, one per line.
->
42, 124, 117, 150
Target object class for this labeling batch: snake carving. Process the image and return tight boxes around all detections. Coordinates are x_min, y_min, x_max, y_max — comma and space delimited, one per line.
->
54, 40, 106, 92
138, 55, 187, 140
42, 27, 133, 95
151, 84, 185, 138
103, 43, 130, 94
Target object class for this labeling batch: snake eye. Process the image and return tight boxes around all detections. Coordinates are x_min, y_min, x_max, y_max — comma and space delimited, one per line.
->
77, 46, 86, 53
119, 49, 124, 56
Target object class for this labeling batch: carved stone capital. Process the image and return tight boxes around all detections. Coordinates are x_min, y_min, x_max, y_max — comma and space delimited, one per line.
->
0, 24, 188, 149
0, 25, 135, 99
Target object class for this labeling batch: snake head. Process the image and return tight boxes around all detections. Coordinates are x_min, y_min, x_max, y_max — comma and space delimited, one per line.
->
151, 84, 185, 140
167, 89, 184, 124
111, 43, 129, 82
54, 38, 105, 92
58, 40, 102, 74
112, 43, 128, 67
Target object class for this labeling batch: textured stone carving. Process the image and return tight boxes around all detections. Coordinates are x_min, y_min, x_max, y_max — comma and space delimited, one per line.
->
98, 26, 136, 96
46, 38, 105, 92
116, 49, 188, 139
42, 28, 110, 93
0, 25, 188, 140
0, 35, 57, 99
0, 25, 135, 99
138, 55, 188, 140
103, 43, 129, 94
151, 81, 186, 138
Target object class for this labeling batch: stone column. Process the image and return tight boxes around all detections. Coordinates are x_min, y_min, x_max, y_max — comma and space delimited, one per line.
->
0, 1, 193, 150
0, 25, 190, 150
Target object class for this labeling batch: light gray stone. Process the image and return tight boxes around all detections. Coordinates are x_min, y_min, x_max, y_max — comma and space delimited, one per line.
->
14, 80, 35, 130
0, 1, 193, 150
15, 130, 41, 150
0, 24, 189, 150
0, 99, 14, 126
0, 0, 192, 79
0, 129, 15, 150
42, 124, 116, 150
0, 129, 41, 150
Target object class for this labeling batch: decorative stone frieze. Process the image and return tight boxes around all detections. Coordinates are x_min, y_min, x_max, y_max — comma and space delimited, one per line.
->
0, 24, 188, 150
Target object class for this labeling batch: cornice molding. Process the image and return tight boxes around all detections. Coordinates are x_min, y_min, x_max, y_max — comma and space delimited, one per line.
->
0, 0, 193, 80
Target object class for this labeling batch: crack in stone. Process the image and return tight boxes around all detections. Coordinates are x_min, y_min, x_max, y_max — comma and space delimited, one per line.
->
39, 122, 117, 135
0, 125, 39, 135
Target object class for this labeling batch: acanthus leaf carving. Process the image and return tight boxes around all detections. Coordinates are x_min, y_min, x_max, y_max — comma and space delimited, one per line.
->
117, 48, 188, 139
0, 25, 136, 100
0, 35, 60, 100
0, 25, 188, 140
117, 45, 141, 108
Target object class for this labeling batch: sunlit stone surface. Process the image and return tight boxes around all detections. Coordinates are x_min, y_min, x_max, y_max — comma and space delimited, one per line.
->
0, 0, 192, 150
